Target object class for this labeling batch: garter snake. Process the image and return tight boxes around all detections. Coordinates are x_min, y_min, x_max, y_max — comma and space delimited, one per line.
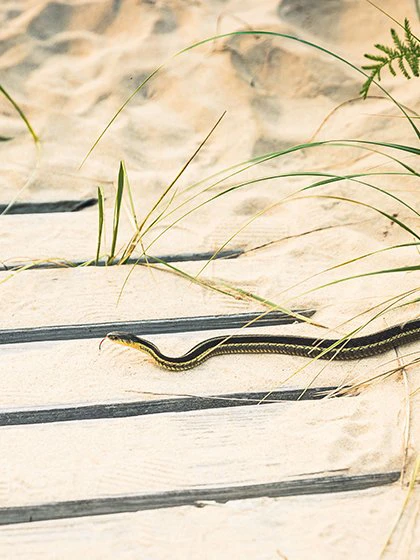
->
101, 318, 420, 371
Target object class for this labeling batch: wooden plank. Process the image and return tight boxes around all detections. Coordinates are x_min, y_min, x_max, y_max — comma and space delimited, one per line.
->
0, 204, 287, 264
0, 198, 97, 214
0, 309, 315, 344
0, 260, 266, 329
0, 486, 410, 560
0, 395, 403, 508
0, 385, 345, 426
0, 248, 243, 271
0, 471, 400, 526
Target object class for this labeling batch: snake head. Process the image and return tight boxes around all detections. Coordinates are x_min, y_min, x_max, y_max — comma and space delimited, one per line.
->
99, 331, 155, 351
99, 331, 131, 350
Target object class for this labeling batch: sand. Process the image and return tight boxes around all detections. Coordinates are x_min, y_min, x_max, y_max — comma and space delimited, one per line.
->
0, 1, 419, 558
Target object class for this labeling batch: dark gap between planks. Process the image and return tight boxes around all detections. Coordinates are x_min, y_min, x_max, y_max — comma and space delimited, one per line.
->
0, 386, 348, 426
0, 471, 400, 526
0, 198, 97, 215
0, 309, 316, 344
0, 249, 243, 271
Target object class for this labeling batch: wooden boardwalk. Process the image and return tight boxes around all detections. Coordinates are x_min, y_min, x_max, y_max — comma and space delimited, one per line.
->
1, 196, 417, 558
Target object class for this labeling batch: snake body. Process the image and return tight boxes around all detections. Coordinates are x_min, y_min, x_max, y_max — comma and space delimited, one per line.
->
104, 319, 420, 371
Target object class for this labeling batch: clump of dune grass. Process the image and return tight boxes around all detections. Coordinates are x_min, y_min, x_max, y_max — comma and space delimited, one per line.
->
0, 6, 413, 371
82, 12, 420, 515
86, 8, 419, 338
85, 7, 419, 266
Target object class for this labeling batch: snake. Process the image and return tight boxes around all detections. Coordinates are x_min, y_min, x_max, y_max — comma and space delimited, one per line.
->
101, 318, 420, 371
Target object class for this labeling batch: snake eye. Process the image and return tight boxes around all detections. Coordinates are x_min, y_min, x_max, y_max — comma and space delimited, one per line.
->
106, 332, 119, 341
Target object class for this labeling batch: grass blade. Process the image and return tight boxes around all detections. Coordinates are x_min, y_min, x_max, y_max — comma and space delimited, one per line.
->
0, 85, 39, 144
123, 161, 139, 230
95, 187, 105, 265
108, 162, 125, 265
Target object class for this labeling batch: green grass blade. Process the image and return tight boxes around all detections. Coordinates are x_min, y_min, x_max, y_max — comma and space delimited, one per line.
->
108, 162, 125, 265
273, 243, 420, 307
122, 160, 139, 230
95, 186, 105, 265
0, 84, 39, 144
298, 265, 419, 299
299, 194, 420, 240
344, 139, 419, 156
301, 174, 419, 215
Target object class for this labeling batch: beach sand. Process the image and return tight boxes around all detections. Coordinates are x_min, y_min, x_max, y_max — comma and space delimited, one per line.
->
0, 1, 419, 558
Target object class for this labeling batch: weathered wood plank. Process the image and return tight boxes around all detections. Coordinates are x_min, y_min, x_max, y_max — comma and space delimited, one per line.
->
0, 309, 315, 344
0, 204, 288, 263
0, 198, 97, 215
0, 385, 344, 426
0, 471, 400, 526
0, 486, 411, 560
0, 394, 402, 509
0, 249, 243, 271
0, 260, 270, 329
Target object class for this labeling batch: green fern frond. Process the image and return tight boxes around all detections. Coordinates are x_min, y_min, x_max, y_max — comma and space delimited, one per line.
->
391, 28, 405, 52
375, 44, 397, 57
387, 60, 396, 76
361, 18, 420, 98
404, 18, 417, 50
364, 53, 389, 63
397, 56, 411, 79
